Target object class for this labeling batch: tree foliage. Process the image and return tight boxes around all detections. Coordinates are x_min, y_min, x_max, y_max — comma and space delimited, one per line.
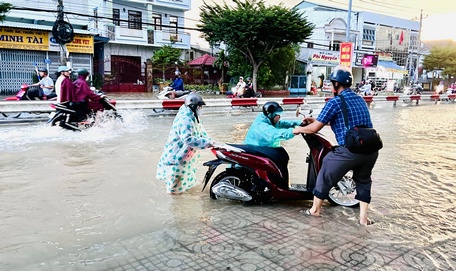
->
212, 49, 229, 85
198, 0, 313, 91
0, 2, 12, 22
151, 44, 181, 81
422, 45, 456, 79
227, 44, 299, 89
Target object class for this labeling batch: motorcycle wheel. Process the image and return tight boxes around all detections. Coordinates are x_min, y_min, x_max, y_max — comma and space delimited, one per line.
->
327, 170, 359, 207
209, 170, 246, 200
49, 113, 64, 126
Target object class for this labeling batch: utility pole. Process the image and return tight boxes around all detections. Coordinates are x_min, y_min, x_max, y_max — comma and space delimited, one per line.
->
415, 9, 423, 83
346, 0, 353, 42
57, 0, 67, 66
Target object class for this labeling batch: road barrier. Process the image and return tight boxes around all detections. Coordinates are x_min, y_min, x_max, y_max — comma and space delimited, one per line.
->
1, 94, 455, 115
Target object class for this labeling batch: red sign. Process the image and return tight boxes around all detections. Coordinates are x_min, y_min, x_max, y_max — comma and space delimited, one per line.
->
339, 42, 353, 68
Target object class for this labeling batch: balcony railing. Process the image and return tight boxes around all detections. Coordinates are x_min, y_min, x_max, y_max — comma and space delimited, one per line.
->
103, 25, 190, 49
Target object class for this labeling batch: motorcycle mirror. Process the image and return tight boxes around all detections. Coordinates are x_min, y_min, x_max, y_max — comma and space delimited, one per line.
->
296, 106, 303, 117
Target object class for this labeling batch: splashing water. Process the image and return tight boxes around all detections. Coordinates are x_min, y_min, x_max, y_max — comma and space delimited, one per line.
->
0, 110, 148, 151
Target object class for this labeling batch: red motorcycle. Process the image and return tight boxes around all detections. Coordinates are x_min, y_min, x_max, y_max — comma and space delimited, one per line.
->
2, 84, 52, 118
202, 106, 359, 206
3, 84, 56, 101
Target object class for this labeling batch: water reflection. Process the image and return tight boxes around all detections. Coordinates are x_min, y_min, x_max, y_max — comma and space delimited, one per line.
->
0, 102, 455, 269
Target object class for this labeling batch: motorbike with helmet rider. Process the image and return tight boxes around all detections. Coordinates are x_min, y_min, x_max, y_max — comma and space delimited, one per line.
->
243, 101, 304, 181
241, 77, 255, 98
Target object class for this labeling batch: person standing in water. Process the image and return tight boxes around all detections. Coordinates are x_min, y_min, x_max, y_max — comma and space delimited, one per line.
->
156, 93, 216, 194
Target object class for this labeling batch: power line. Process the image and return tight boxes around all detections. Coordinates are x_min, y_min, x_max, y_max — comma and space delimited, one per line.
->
11, 6, 200, 31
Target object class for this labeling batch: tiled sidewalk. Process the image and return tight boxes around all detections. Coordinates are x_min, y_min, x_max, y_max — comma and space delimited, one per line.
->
96, 204, 454, 271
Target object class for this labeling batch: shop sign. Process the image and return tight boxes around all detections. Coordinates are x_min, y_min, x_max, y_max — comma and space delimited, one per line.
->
0, 27, 49, 51
48, 33, 94, 54
375, 52, 393, 61
309, 50, 339, 65
0, 27, 93, 54
339, 42, 353, 68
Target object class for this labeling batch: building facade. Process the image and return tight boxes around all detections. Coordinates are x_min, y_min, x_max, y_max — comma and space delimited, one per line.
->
291, 1, 420, 93
0, 0, 191, 94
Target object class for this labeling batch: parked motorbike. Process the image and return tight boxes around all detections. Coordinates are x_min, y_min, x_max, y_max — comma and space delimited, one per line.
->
48, 97, 121, 131
201, 106, 359, 206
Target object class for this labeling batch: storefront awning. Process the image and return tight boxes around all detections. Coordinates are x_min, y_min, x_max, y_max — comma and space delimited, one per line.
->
378, 60, 404, 71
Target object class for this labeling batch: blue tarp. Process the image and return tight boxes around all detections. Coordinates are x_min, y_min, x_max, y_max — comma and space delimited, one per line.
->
377, 60, 404, 71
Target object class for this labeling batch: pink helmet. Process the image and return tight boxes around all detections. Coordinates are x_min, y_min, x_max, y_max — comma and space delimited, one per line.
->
21, 84, 29, 90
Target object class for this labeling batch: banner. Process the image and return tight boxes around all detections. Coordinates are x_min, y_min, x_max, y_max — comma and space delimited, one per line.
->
339, 42, 353, 68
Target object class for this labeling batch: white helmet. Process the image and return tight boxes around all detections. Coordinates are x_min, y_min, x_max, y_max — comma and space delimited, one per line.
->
185, 93, 205, 122
185, 93, 205, 109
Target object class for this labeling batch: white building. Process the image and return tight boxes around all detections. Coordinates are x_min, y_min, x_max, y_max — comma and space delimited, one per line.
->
0, 0, 191, 93
291, 1, 420, 93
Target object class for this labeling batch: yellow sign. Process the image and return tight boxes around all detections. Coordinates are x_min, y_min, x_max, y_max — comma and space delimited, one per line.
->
66, 34, 93, 54
0, 27, 94, 54
0, 27, 49, 51
49, 33, 94, 54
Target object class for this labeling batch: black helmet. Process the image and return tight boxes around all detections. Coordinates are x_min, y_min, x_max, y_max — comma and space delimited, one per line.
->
329, 66, 353, 86
38, 68, 48, 74
262, 101, 283, 121
246, 77, 252, 82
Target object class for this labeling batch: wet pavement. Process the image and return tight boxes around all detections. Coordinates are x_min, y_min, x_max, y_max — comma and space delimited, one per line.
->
1, 101, 455, 271
94, 198, 453, 271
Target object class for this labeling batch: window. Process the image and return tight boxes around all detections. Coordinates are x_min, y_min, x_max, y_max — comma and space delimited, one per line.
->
410, 35, 418, 48
153, 13, 162, 31
113, 9, 120, 26
307, 42, 314, 48
169, 16, 178, 34
128, 10, 142, 30
363, 29, 375, 41
329, 41, 340, 51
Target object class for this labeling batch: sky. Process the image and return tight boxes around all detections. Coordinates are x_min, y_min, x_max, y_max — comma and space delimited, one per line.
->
185, 0, 456, 48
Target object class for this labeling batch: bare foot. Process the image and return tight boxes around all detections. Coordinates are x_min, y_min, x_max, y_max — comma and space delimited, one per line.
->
359, 218, 374, 225
300, 209, 321, 217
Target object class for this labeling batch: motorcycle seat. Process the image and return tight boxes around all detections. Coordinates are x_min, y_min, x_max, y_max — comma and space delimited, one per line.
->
228, 144, 289, 180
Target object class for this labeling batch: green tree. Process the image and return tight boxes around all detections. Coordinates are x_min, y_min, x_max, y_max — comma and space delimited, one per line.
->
198, 0, 313, 92
226, 44, 300, 89
151, 44, 182, 81
423, 45, 456, 80
0, 2, 12, 22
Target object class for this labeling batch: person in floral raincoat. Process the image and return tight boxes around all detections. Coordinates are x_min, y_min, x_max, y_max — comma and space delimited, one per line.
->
156, 93, 215, 193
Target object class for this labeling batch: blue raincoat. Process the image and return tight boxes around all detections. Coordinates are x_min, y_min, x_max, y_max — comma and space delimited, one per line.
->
156, 105, 213, 193
244, 113, 302, 147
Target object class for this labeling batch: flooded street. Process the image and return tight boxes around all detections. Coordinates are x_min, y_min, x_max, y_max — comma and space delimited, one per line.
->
0, 101, 455, 270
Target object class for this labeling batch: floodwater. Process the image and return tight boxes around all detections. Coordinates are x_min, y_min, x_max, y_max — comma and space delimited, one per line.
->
0, 101, 455, 270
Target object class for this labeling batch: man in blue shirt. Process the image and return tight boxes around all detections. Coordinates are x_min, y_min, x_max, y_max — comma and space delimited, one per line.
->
167, 72, 185, 99
294, 66, 379, 226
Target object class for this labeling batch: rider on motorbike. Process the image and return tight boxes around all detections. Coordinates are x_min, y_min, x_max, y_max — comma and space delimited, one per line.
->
73, 68, 105, 113
166, 72, 185, 99
241, 77, 255, 98
293, 65, 379, 225
243, 101, 304, 182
